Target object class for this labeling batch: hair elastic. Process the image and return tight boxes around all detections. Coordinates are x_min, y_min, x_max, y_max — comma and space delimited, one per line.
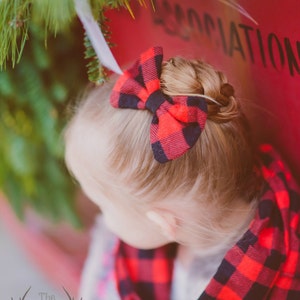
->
167, 93, 222, 106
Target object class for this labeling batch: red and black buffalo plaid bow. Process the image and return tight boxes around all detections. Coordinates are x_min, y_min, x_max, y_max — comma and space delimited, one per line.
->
110, 46, 207, 163
114, 145, 300, 300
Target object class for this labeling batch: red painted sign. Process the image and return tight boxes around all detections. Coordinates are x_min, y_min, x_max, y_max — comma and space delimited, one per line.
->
107, 0, 300, 179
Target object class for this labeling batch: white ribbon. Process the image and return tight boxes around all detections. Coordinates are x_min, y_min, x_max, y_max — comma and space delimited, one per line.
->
217, 0, 258, 25
74, 0, 123, 75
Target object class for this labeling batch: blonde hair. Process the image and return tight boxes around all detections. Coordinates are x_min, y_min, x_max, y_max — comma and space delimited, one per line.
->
65, 57, 261, 212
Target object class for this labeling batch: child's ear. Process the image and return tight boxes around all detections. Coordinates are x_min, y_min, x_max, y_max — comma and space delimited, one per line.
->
146, 210, 177, 241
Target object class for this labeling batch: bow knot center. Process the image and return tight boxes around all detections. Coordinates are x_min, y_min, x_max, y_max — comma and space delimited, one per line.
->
145, 90, 170, 114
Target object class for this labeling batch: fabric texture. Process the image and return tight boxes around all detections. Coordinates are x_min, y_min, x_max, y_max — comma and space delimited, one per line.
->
110, 46, 208, 163
115, 242, 177, 300
114, 144, 300, 300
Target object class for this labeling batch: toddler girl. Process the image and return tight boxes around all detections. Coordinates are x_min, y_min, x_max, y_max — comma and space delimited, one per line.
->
64, 47, 300, 299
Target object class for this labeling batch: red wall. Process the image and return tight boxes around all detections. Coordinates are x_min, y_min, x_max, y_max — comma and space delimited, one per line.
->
107, 0, 300, 179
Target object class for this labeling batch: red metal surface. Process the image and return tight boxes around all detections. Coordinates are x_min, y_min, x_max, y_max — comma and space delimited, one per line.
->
107, 0, 300, 179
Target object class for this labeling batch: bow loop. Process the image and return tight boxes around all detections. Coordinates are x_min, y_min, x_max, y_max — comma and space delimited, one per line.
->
137, 47, 163, 93
110, 47, 163, 109
110, 47, 208, 163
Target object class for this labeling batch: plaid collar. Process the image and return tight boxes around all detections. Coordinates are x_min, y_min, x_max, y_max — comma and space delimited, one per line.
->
115, 144, 300, 300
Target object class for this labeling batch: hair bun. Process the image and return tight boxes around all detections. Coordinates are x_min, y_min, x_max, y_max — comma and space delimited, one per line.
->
220, 83, 234, 98
160, 57, 240, 123
208, 82, 239, 123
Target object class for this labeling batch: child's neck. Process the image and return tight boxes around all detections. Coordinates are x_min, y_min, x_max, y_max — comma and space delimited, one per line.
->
173, 243, 227, 300
177, 197, 258, 269
173, 207, 255, 300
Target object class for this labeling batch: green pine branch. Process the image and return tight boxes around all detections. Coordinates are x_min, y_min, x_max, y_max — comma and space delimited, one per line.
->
0, 22, 87, 225
0, 0, 153, 224
0, 0, 141, 70
84, 33, 107, 85
0, 0, 30, 68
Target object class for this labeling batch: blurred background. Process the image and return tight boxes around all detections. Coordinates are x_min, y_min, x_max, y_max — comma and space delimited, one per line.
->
0, 0, 109, 298
0, 214, 64, 300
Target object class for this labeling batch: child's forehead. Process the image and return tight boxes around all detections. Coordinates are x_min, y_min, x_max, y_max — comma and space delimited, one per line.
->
66, 119, 110, 177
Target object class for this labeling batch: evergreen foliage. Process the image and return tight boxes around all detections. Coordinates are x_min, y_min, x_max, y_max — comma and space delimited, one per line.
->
0, 0, 135, 70
0, 0, 142, 224
0, 0, 153, 224
0, 22, 87, 225
0, 0, 30, 68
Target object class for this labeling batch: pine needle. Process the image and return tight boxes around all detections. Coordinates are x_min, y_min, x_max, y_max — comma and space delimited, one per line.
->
84, 33, 107, 84
0, 0, 30, 68
31, 0, 76, 34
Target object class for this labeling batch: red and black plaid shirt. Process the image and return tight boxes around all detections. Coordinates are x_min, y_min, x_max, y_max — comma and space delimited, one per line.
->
115, 144, 300, 299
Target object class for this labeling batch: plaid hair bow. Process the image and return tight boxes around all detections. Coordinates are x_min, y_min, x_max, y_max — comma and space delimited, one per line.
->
110, 46, 207, 163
